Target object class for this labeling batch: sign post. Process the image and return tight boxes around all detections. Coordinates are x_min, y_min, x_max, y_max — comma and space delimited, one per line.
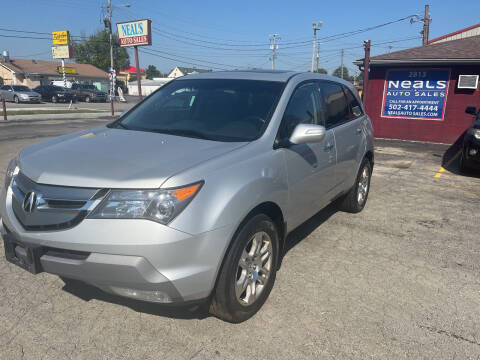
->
51, 31, 73, 90
116, 19, 152, 101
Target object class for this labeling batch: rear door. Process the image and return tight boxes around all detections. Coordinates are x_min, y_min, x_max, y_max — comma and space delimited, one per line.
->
277, 81, 337, 229
319, 81, 365, 189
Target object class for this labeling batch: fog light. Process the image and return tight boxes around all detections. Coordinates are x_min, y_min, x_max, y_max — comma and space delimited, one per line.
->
469, 148, 478, 156
110, 286, 172, 303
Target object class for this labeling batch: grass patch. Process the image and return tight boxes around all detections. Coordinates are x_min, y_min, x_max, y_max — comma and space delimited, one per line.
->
0, 109, 108, 116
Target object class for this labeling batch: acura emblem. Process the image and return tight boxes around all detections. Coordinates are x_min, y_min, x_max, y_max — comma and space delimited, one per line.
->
23, 191, 38, 213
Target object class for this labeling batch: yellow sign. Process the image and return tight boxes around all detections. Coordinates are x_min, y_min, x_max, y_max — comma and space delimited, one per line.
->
52, 30, 69, 45
57, 66, 77, 74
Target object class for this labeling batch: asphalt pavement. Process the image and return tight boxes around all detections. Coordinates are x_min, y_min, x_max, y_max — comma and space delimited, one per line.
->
0, 118, 479, 359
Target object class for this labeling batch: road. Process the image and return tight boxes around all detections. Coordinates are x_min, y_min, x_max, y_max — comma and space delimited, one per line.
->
0, 117, 479, 359
3, 95, 139, 112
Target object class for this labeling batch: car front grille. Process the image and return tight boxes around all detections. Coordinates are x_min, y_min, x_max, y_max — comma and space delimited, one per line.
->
11, 172, 106, 232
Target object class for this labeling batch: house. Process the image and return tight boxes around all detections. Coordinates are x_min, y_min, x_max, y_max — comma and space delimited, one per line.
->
355, 28, 480, 144
127, 78, 172, 96
167, 66, 211, 78
0, 52, 107, 90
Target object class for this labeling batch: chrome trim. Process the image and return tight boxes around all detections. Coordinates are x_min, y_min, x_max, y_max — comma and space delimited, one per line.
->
11, 178, 105, 213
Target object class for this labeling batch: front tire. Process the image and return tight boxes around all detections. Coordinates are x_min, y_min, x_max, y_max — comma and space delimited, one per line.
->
210, 214, 279, 323
337, 157, 372, 213
51, 96, 57, 103
14, 95, 19, 103
85, 96, 91, 103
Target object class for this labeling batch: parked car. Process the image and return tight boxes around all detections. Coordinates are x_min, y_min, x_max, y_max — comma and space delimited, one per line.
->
0, 85, 41, 103
1, 71, 374, 322
70, 83, 107, 103
460, 106, 480, 172
32, 85, 76, 103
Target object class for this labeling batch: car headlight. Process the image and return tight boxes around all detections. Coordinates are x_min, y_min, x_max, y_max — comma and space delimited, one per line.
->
4, 158, 19, 189
19, 94, 29, 99
57, 93, 65, 97
89, 182, 203, 224
470, 128, 480, 140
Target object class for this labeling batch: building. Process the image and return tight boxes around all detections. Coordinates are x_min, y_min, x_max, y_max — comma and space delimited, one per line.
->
168, 66, 211, 78
118, 66, 146, 83
127, 78, 172, 96
0, 53, 107, 90
356, 29, 480, 144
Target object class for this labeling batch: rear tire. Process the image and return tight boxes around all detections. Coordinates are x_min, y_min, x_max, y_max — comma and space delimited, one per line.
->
210, 214, 279, 323
337, 157, 372, 213
85, 96, 91, 103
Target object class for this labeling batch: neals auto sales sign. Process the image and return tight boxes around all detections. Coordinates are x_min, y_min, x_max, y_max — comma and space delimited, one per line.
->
381, 69, 450, 121
116, 19, 152, 47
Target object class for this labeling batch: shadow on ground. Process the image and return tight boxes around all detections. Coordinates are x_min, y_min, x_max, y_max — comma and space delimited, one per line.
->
62, 278, 211, 320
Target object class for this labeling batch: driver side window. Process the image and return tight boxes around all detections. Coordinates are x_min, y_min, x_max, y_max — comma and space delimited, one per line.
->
279, 82, 323, 140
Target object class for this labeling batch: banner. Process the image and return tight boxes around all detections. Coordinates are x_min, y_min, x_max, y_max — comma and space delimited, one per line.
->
381, 69, 450, 121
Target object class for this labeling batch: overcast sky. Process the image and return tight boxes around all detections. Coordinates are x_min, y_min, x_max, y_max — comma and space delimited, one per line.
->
1, 0, 479, 75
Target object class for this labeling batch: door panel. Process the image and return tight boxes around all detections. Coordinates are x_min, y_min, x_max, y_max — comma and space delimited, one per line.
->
277, 82, 337, 230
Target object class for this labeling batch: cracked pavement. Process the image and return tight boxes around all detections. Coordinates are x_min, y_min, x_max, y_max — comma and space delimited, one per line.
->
0, 118, 479, 359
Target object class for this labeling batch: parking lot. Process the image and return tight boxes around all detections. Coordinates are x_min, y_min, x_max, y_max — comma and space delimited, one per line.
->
0, 117, 479, 359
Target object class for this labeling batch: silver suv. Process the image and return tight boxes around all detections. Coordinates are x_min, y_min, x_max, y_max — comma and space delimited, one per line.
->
1, 71, 373, 322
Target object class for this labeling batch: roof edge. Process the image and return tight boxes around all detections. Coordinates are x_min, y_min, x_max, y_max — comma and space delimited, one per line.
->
428, 23, 480, 44
353, 58, 480, 66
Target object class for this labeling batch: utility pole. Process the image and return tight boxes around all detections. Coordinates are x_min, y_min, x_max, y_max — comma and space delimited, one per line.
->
340, 49, 344, 79
422, 4, 431, 46
388, 45, 393, 53
316, 40, 320, 72
311, 22, 322, 72
363, 40, 371, 105
107, 0, 114, 116
269, 34, 280, 70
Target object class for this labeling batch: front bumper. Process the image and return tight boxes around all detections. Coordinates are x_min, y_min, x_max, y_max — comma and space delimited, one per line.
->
19, 97, 41, 103
0, 186, 233, 303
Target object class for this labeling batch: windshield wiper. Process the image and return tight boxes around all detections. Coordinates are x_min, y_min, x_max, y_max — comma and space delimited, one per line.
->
148, 128, 214, 140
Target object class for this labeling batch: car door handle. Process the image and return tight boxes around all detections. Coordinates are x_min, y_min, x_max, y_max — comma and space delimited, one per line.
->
356, 128, 362, 134
324, 143, 334, 151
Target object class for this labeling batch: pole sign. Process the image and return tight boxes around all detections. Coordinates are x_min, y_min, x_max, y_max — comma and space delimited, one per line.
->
116, 19, 152, 47
52, 30, 70, 45
52, 45, 73, 59
57, 66, 77, 74
381, 69, 450, 121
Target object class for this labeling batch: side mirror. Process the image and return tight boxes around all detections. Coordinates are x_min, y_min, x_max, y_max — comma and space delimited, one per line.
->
465, 106, 477, 115
352, 105, 362, 117
289, 124, 326, 145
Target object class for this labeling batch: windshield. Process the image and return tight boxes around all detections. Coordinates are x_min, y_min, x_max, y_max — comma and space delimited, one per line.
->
118, 79, 284, 142
12, 86, 31, 92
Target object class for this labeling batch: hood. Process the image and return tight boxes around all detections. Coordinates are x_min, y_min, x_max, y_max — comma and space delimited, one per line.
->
18, 127, 246, 188
19, 91, 40, 96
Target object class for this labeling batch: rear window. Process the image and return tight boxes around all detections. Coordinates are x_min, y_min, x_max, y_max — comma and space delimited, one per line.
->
320, 82, 349, 128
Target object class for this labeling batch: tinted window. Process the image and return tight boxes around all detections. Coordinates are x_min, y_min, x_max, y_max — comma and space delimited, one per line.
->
52, 86, 64, 91
118, 79, 284, 142
279, 82, 323, 140
0, 86, 10, 90
343, 86, 363, 119
320, 82, 349, 128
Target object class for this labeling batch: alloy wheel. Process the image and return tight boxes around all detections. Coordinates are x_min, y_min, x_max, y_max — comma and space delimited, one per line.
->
235, 231, 273, 306
357, 166, 370, 205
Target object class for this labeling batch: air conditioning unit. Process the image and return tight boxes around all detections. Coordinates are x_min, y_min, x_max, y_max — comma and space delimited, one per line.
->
457, 75, 479, 89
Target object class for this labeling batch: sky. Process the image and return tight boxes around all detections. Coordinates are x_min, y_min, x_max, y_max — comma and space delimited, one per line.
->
1, 0, 479, 76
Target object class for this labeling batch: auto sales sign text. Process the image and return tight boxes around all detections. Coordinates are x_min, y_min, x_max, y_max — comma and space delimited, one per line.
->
116, 19, 152, 47
381, 69, 450, 121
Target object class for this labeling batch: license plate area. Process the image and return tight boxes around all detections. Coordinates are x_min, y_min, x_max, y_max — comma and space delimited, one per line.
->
3, 235, 43, 274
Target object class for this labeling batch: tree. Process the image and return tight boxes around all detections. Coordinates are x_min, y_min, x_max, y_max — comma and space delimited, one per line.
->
332, 66, 353, 81
73, 30, 130, 72
314, 68, 328, 74
146, 65, 161, 79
